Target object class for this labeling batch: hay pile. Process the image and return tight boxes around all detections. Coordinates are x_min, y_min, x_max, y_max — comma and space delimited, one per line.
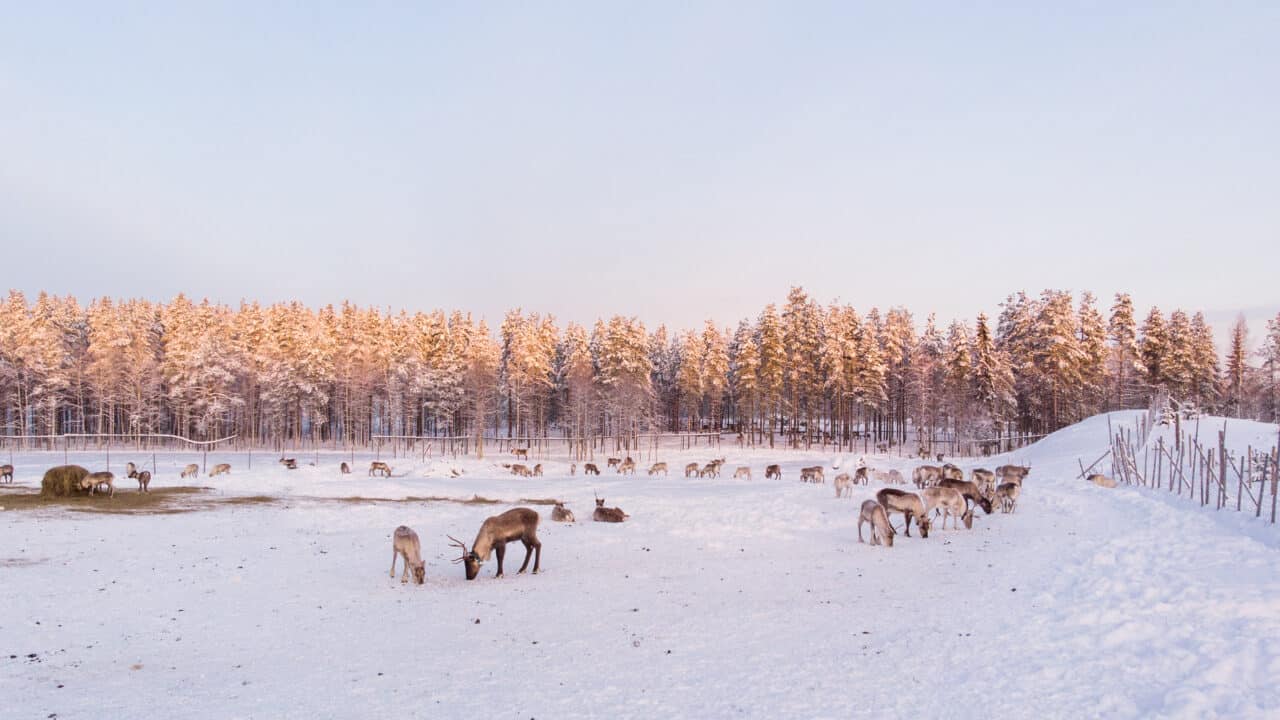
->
40, 465, 91, 497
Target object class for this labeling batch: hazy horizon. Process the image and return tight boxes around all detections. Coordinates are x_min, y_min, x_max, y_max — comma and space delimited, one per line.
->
3, 4, 1277, 340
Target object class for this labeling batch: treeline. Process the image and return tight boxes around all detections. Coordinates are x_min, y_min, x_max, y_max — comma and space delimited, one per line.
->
1, 288, 1277, 450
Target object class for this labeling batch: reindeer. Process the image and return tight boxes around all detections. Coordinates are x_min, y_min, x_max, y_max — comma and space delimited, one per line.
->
369, 461, 392, 477
833, 473, 855, 498
449, 508, 542, 579
0, 464, 12, 483
912, 465, 942, 489
618, 458, 636, 475
995, 482, 1020, 512
390, 526, 426, 585
209, 463, 232, 477
181, 463, 199, 479
532, 464, 543, 477
570, 463, 577, 476
997, 465, 1031, 486
923, 486, 972, 530
876, 488, 930, 538
939, 478, 994, 515
685, 463, 700, 478
971, 468, 996, 496
648, 462, 668, 476
279, 457, 298, 470
853, 467, 869, 485
941, 464, 964, 482
550, 503, 575, 522
592, 494, 629, 523
698, 464, 720, 479
583, 463, 600, 476
84, 471, 115, 497
512, 448, 529, 460
606, 457, 622, 470
800, 466, 825, 484
765, 464, 782, 480
917, 447, 930, 460
510, 464, 532, 477
732, 466, 752, 481
135, 470, 151, 493
340, 462, 351, 474
858, 500, 895, 547
1088, 473, 1117, 488
125, 462, 137, 478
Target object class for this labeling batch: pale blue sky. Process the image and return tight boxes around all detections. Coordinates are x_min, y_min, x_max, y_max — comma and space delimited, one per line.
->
2, 3, 1277, 337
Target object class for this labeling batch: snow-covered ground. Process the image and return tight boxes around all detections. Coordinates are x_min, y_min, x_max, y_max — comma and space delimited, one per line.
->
2, 412, 1278, 719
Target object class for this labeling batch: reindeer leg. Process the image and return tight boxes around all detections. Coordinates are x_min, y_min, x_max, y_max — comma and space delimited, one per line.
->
531, 539, 541, 574
390, 548, 398, 578
494, 543, 505, 578
857, 517, 865, 543
903, 512, 913, 537
517, 540, 533, 574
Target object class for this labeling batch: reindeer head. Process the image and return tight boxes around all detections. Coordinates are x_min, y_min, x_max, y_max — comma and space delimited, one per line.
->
915, 513, 931, 538
411, 561, 426, 585
976, 496, 994, 515
882, 523, 895, 547
594, 492, 605, 508
449, 535, 480, 580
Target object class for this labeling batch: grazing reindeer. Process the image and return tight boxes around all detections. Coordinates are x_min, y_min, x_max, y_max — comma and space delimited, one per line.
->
853, 467, 869, 485
510, 464, 532, 477
733, 466, 751, 481
83, 471, 115, 497
0, 464, 13, 483
592, 494, 629, 523
532, 464, 543, 477
617, 458, 636, 475
698, 464, 719, 479
685, 462, 700, 478
279, 457, 298, 470
369, 461, 392, 477
340, 462, 351, 474
939, 478, 995, 515
606, 457, 622, 470
390, 526, 426, 585
449, 508, 542, 580
135, 470, 151, 493
583, 463, 600, 476
800, 466, 825, 484
513, 448, 529, 460
995, 482, 1020, 512
551, 503, 575, 522
209, 463, 232, 477
833, 473, 855, 498
922, 487, 972, 530
648, 462, 668, 476
181, 463, 199, 479
765, 464, 782, 480
570, 463, 577, 476
858, 500, 895, 547
125, 462, 137, 478
971, 468, 996, 496
941, 464, 964, 482
912, 465, 942, 489
876, 488, 930, 538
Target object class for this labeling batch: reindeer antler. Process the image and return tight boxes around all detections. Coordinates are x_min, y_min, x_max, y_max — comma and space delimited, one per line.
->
447, 534, 469, 563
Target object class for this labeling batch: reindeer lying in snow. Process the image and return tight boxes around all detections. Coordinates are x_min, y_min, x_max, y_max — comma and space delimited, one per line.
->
876, 488, 930, 538
592, 494, 628, 523
765, 464, 782, 480
450, 508, 542, 580
390, 526, 426, 585
858, 500, 895, 547
995, 482, 1020, 512
923, 486, 971, 530
551, 503, 575, 522
1088, 473, 1117, 488
279, 457, 298, 470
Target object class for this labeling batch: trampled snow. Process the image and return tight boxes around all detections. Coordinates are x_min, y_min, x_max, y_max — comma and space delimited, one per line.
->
2, 412, 1278, 718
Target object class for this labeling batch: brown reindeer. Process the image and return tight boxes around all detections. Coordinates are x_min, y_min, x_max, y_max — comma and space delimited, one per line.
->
833, 473, 855, 498
209, 463, 232, 477
858, 500, 895, 547
684, 462, 700, 478
876, 488, 930, 538
181, 463, 199, 479
765, 464, 782, 480
83, 471, 115, 497
939, 478, 995, 515
369, 461, 392, 477
0, 464, 12, 483
279, 457, 298, 470
592, 494, 629, 523
800, 466, 825, 484
510, 464, 532, 477
570, 463, 577, 476
449, 508, 542, 580
135, 470, 151, 493
1088, 473, 1117, 488
606, 457, 622, 470
551, 503, 576, 522
648, 462, 668, 476
512, 448, 529, 460
340, 462, 351, 474
941, 464, 964, 482
583, 463, 600, 476
618, 458, 636, 475
971, 468, 997, 495
532, 464, 543, 477
390, 526, 426, 585
125, 462, 138, 478
912, 465, 942, 489
698, 464, 719, 479
997, 465, 1031, 486
853, 467, 869, 485
923, 486, 972, 530
995, 482, 1020, 512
